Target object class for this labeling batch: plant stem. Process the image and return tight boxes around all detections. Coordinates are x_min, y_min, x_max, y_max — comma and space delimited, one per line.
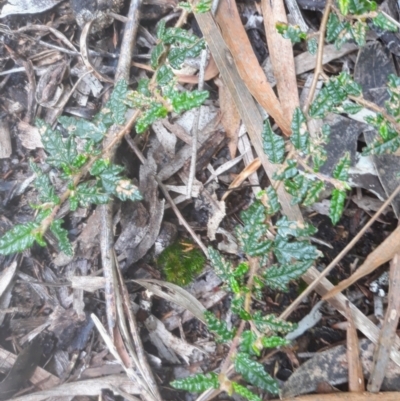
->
303, 0, 333, 114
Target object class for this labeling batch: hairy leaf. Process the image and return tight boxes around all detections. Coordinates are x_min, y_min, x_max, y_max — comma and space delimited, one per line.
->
208, 247, 233, 281
252, 311, 296, 334
59, 116, 106, 143
261, 336, 290, 348
204, 311, 235, 342
284, 174, 310, 204
170, 89, 209, 113
232, 382, 262, 401
273, 238, 320, 264
171, 372, 219, 392
31, 163, 60, 205
332, 152, 350, 181
234, 353, 279, 394
50, 219, 73, 256
330, 189, 346, 225
291, 108, 309, 152
372, 12, 397, 32
275, 216, 317, 239
264, 186, 281, 215
262, 120, 285, 164
151, 42, 165, 69
302, 180, 325, 206
74, 182, 110, 208
276, 22, 307, 43
264, 260, 314, 291
157, 65, 175, 86
107, 79, 129, 125
273, 160, 298, 180
136, 103, 168, 133
307, 37, 318, 55
0, 223, 41, 255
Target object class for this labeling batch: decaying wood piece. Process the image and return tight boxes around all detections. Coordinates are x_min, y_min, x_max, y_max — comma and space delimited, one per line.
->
214, 0, 291, 136
346, 302, 365, 392
0, 118, 12, 159
261, 0, 300, 118
367, 253, 400, 392
324, 224, 400, 299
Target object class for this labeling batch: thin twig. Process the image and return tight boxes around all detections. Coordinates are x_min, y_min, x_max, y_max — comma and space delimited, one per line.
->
187, 48, 208, 199
280, 182, 400, 320
124, 134, 208, 255
302, 0, 333, 114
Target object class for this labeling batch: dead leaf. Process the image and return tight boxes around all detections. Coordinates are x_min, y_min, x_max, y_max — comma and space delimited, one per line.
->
17, 122, 43, 150
0, 118, 12, 158
0, 0, 63, 17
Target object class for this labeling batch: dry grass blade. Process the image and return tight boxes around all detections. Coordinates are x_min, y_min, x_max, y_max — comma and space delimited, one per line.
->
367, 253, 400, 392
323, 223, 400, 300
281, 393, 400, 400
261, 0, 300, 117
195, 12, 300, 220
0, 261, 17, 297
8, 375, 140, 401
346, 301, 365, 392
214, 2, 291, 135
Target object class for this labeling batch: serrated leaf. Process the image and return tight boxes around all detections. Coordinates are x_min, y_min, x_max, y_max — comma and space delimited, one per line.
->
275, 216, 317, 239
136, 102, 168, 133
208, 247, 233, 281
156, 65, 175, 86
348, 0, 376, 14
264, 260, 314, 291
169, 89, 209, 113
178, 1, 192, 11
0, 223, 41, 255
31, 163, 60, 204
234, 353, 279, 394
290, 107, 309, 152
195, 0, 212, 13
75, 182, 110, 207
204, 311, 234, 342
330, 189, 346, 225
307, 37, 318, 55
326, 13, 345, 42
58, 116, 106, 143
372, 12, 397, 31
90, 159, 109, 176
252, 311, 296, 334
284, 174, 310, 204
232, 382, 262, 401
338, 0, 349, 15
276, 22, 307, 43
171, 372, 219, 392
362, 136, 400, 155
262, 120, 285, 164
339, 101, 363, 115
273, 238, 320, 264
50, 219, 73, 256
38, 120, 77, 169
162, 27, 199, 45
107, 79, 128, 125
137, 78, 151, 97
332, 152, 350, 181
350, 21, 367, 46
264, 186, 281, 215
240, 330, 260, 356
151, 42, 165, 69
273, 160, 298, 180
113, 179, 142, 202
156, 20, 166, 39
98, 164, 125, 193
261, 336, 290, 348
302, 180, 325, 206
168, 41, 205, 69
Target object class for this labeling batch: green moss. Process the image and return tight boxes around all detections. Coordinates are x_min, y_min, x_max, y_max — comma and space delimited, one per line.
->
157, 241, 206, 286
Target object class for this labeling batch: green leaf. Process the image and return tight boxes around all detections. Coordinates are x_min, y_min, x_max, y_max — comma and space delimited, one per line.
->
107, 79, 129, 125
332, 152, 350, 181
290, 108, 309, 152
276, 22, 307, 43
273, 238, 320, 264
330, 189, 346, 225
137, 78, 151, 97
0, 222, 41, 255
136, 102, 168, 133
113, 179, 143, 202
234, 353, 279, 394
261, 336, 290, 348
74, 182, 110, 208
156, 20, 166, 40
236, 201, 273, 257
362, 136, 400, 155
171, 372, 219, 392
58, 116, 106, 143
348, 0, 376, 14
264, 186, 281, 215
275, 216, 317, 239
151, 42, 165, 69
178, 1, 192, 11
208, 247, 233, 281
252, 311, 296, 334
90, 159, 109, 176
156, 65, 175, 86
162, 27, 200, 45
339, 101, 363, 115
195, 0, 212, 13
232, 382, 262, 401
326, 13, 345, 43
284, 174, 310, 204
338, 0, 349, 15
262, 120, 285, 164
302, 180, 325, 206
273, 160, 298, 180
31, 162, 60, 205
168, 41, 205, 69
240, 330, 260, 356
307, 37, 318, 55
50, 219, 73, 256
350, 21, 367, 46
98, 164, 125, 193
37, 120, 77, 170
264, 260, 314, 291
204, 311, 235, 342
169, 89, 209, 113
